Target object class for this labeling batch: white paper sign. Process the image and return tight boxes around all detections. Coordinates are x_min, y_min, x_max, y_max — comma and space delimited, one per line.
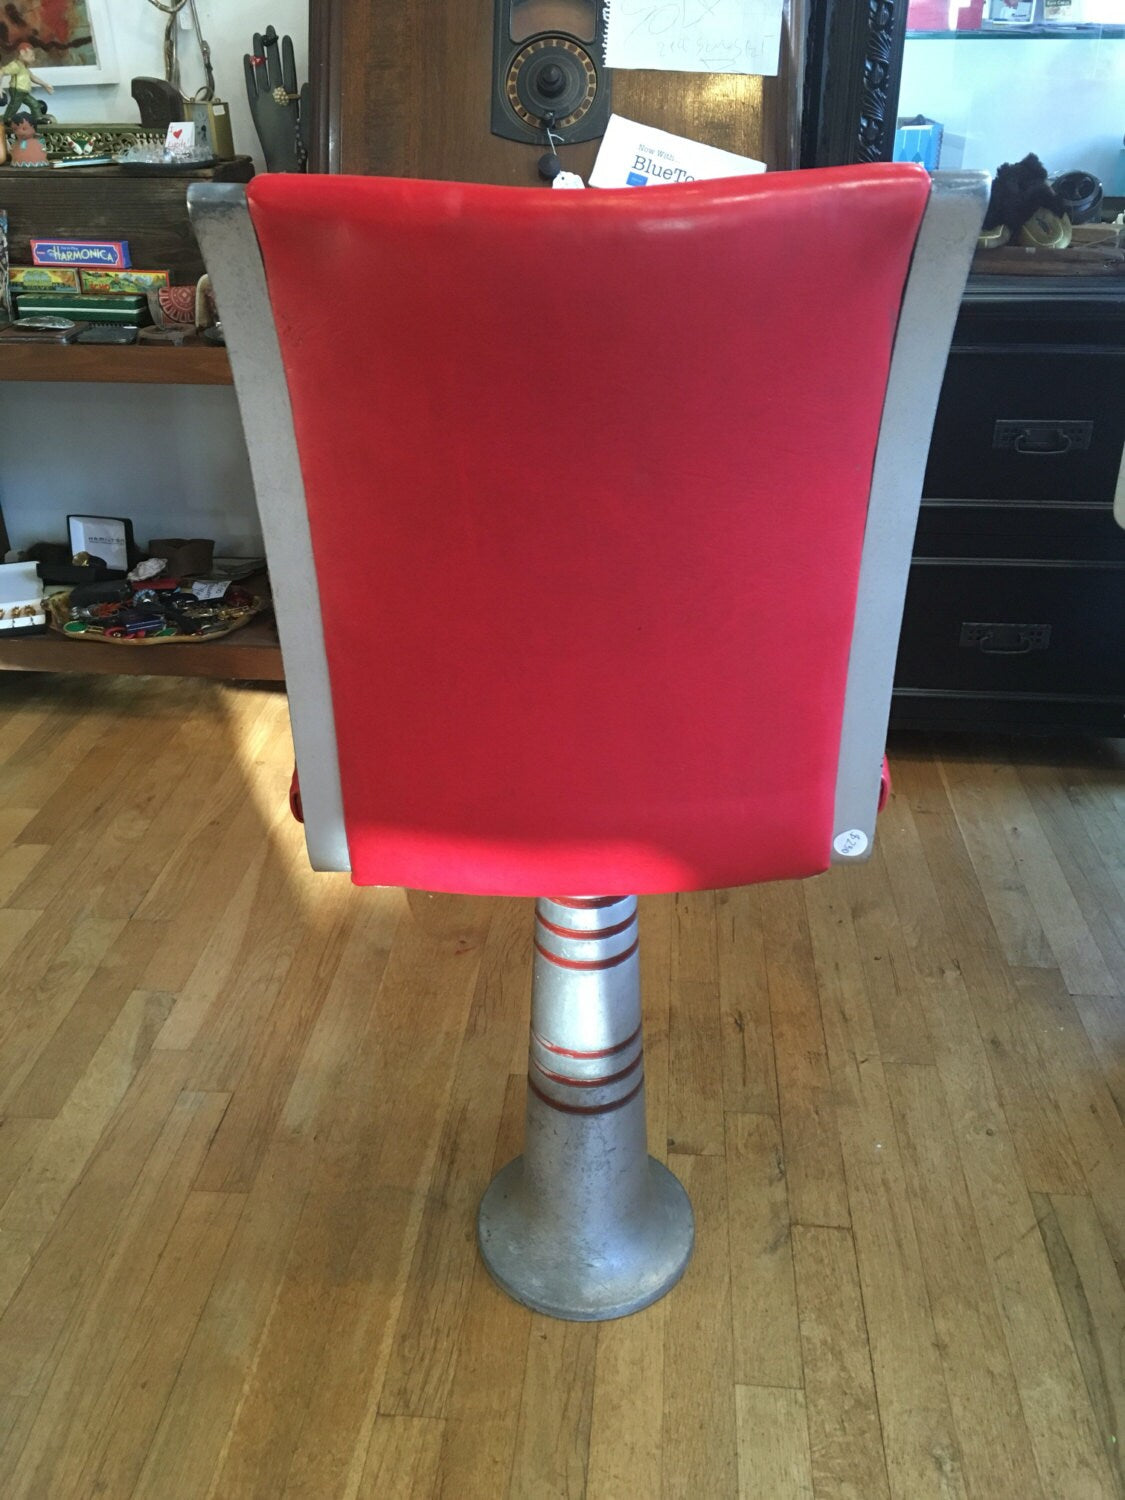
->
165, 120, 196, 155
589, 114, 766, 189
605, 0, 784, 76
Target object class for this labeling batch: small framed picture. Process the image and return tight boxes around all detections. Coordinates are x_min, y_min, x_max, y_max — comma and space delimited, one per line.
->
987, 0, 1034, 20
67, 513, 132, 570
20, 0, 120, 89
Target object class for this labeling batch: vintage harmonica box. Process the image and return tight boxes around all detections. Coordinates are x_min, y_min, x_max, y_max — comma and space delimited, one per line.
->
30, 239, 132, 269
9, 265, 81, 291
80, 268, 171, 295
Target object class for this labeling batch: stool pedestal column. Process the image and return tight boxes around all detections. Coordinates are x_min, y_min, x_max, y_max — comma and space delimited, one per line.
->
477, 895, 694, 1321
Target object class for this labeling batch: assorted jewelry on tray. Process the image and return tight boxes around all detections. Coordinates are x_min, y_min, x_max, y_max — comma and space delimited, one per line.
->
51, 580, 262, 645
3, 525, 267, 646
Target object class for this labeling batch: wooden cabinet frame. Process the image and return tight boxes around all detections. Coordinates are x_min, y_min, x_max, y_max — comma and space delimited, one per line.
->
306, 0, 807, 179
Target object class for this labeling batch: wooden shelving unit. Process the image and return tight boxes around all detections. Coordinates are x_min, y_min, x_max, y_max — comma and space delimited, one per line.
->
0, 573, 282, 680
0, 612, 283, 680
0, 340, 282, 682
0, 341, 232, 385
0, 157, 271, 679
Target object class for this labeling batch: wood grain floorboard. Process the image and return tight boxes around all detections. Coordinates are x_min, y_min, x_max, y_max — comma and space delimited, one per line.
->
434, 1072, 531, 1500
807, 868, 966, 1500
793, 1223, 892, 1500
0, 673, 1120, 1498
662, 1152, 739, 1499
736, 1384, 815, 1500
1033, 1191, 1125, 1498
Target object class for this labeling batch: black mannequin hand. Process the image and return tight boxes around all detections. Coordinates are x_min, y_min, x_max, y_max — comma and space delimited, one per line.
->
244, 26, 307, 172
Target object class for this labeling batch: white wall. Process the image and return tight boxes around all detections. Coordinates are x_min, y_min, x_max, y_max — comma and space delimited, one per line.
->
46, 1, 309, 172
1, 4, 310, 557
899, 35, 1125, 185
0, 385, 262, 555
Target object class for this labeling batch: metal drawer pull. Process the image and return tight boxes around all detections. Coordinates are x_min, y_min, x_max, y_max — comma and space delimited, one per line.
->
993, 419, 1093, 456
959, 622, 1051, 655
1015, 432, 1072, 455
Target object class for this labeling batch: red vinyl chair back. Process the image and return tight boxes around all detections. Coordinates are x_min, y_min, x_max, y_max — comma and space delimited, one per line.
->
242, 166, 927, 896
191, 165, 986, 1323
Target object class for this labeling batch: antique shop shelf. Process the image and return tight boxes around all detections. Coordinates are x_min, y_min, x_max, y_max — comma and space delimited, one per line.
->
0, 343, 275, 682
0, 143, 261, 682
0, 341, 232, 385
0, 612, 283, 680
0, 577, 283, 682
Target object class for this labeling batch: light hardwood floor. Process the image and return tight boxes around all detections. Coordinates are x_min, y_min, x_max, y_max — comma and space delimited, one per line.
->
0, 671, 1122, 1500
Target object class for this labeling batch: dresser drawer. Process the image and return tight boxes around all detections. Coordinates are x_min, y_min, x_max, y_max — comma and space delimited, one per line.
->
895, 560, 1125, 698
923, 348, 1125, 503
914, 500, 1125, 563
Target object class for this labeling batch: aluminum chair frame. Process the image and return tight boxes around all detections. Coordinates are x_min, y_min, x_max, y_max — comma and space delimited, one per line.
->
190, 171, 987, 1320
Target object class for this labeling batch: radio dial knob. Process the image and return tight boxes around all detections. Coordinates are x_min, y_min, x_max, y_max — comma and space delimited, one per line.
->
538, 63, 566, 98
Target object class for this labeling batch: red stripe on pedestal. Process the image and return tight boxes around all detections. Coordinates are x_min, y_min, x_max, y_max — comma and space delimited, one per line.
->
532, 1022, 643, 1060
534, 937, 640, 972
531, 1050, 643, 1090
528, 1074, 645, 1116
536, 911, 636, 942
547, 897, 625, 909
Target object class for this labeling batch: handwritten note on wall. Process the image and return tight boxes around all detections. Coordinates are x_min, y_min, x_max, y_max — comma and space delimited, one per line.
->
604, 0, 784, 77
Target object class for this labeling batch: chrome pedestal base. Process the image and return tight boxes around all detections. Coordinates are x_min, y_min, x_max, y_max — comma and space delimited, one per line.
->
478, 1152, 693, 1321
477, 896, 694, 1321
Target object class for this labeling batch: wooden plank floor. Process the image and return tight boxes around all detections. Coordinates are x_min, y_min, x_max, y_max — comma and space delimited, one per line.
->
0, 671, 1122, 1500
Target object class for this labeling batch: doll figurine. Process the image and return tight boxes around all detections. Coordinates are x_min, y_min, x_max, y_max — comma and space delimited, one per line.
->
0, 42, 53, 123
8, 110, 48, 166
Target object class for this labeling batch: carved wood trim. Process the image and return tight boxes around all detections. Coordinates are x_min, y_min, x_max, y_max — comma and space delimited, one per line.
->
800, 0, 907, 167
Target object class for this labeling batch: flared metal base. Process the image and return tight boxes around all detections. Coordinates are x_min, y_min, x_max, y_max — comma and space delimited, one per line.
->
478, 1152, 694, 1321
477, 896, 694, 1320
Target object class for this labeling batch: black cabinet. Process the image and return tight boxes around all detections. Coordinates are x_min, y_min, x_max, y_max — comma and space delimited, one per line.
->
892, 281, 1125, 736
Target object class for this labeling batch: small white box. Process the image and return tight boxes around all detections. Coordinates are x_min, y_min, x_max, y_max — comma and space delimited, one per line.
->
0, 560, 47, 633
67, 514, 130, 572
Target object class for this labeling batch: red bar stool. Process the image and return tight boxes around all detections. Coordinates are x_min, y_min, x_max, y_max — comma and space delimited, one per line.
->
190, 165, 986, 1320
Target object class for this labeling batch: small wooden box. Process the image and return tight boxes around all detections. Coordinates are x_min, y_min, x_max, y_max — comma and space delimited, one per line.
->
0, 156, 254, 285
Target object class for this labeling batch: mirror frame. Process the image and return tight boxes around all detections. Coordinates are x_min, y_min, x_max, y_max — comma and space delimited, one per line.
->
801, 0, 909, 166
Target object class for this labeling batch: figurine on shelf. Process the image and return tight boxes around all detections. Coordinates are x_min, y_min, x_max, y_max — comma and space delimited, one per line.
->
0, 42, 53, 123
7, 110, 48, 167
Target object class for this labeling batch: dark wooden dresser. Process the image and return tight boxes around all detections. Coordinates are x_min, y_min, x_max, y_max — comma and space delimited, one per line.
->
892, 278, 1125, 736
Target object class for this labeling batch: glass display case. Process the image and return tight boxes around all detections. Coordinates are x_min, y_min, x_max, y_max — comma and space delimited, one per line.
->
897, 0, 1124, 199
